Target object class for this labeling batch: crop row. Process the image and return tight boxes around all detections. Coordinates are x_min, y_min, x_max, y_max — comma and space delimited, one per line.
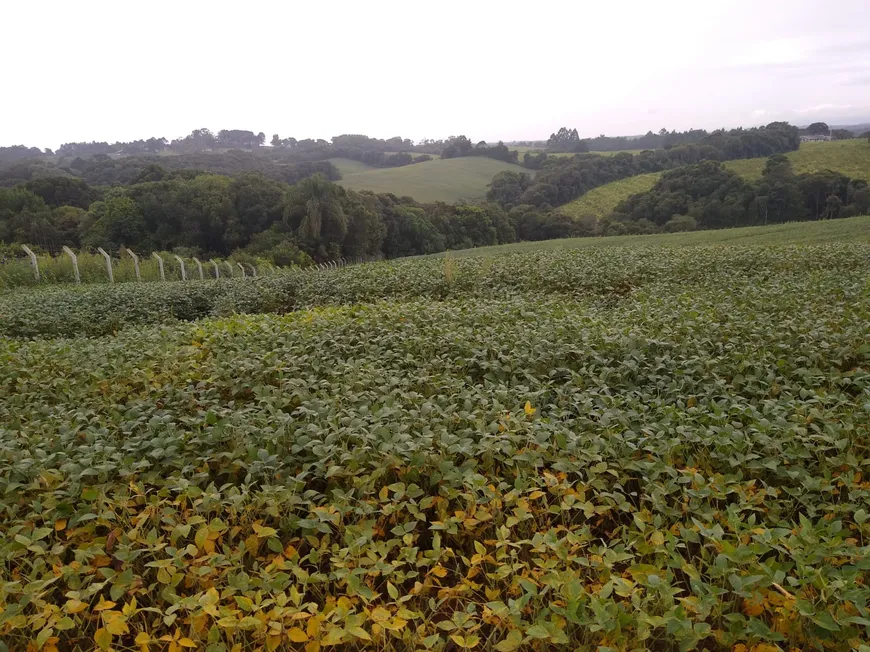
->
2, 244, 868, 338
1, 253, 869, 649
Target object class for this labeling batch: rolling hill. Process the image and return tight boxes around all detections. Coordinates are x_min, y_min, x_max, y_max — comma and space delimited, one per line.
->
336, 157, 532, 203
560, 172, 662, 219
559, 139, 870, 218
723, 139, 870, 181
433, 214, 870, 258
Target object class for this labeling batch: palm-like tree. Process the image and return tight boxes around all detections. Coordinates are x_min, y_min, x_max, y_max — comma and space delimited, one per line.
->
283, 175, 347, 253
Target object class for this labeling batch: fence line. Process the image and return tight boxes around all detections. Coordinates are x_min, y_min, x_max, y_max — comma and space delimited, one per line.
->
0, 245, 382, 289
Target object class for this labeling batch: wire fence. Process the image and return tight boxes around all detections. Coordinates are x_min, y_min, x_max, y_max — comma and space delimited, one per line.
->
0, 245, 380, 292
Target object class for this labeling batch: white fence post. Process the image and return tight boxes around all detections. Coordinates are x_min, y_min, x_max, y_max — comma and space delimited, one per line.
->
97, 247, 114, 283
193, 257, 204, 280
173, 255, 187, 281
125, 248, 140, 281
62, 246, 80, 284
21, 245, 40, 281
153, 252, 165, 281
237, 262, 247, 279
225, 261, 234, 277
212, 260, 220, 279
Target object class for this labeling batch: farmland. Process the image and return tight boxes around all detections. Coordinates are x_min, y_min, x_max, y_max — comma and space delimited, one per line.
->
430, 213, 870, 257
2, 217, 870, 651
328, 158, 375, 176
336, 158, 531, 203
723, 139, 870, 182
559, 139, 870, 218
559, 172, 662, 219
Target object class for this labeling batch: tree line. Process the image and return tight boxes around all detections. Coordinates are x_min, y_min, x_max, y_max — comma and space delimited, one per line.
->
0, 151, 339, 189
0, 167, 540, 265
603, 156, 869, 233
581, 128, 711, 152
488, 122, 802, 209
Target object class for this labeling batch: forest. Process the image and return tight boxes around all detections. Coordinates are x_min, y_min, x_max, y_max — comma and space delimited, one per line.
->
0, 170, 522, 264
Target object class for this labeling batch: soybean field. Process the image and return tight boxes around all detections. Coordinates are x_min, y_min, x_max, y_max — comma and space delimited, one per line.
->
1, 221, 870, 651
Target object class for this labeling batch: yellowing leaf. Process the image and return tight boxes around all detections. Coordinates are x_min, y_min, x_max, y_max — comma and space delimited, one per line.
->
94, 628, 112, 651
650, 531, 665, 546
244, 533, 260, 555
54, 519, 67, 531
135, 632, 151, 644
348, 626, 372, 641
94, 598, 117, 611
495, 630, 523, 652
179, 639, 197, 648
104, 614, 129, 635
370, 606, 391, 622
65, 599, 88, 614
451, 634, 480, 648
195, 526, 209, 550
524, 401, 536, 416
321, 626, 345, 646
743, 597, 765, 617
384, 616, 407, 631
287, 627, 309, 642
431, 565, 448, 578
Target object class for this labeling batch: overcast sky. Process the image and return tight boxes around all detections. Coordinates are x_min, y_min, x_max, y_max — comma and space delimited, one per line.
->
4, 0, 869, 149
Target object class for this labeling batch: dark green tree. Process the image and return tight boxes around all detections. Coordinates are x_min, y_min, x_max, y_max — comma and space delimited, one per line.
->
283, 175, 348, 259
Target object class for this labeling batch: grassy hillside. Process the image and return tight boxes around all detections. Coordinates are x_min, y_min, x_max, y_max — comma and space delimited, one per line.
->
559, 139, 870, 218
328, 157, 375, 176
592, 149, 646, 156
336, 157, 531, 203
433, 214, 870, 257
560, 172, 662, 218
329, 158, 377, 177
724, 138, 870, 181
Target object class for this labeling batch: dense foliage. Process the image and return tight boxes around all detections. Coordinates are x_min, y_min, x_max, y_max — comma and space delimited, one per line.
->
494, 123, 801, 210
546, 128, 588, 153
0, 169, 531, 265
0, 151, 340, 189
607, 157, 870, 231
1, 243, 869, 652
